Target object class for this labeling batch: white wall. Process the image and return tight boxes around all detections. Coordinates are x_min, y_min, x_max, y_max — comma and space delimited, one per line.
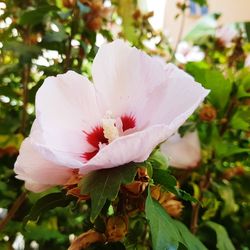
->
163, 0, 250, 44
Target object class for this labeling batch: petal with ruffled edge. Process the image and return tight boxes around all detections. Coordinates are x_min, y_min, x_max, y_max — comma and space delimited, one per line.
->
147, 63, 209, 128
92, 39, 169, 129
160, 131, 201, 169
14, 138, 73, 192
35, 71, 101, 167
92, 40, 209, 130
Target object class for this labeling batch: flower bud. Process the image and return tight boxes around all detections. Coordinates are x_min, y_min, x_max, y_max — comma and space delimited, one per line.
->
160, 131, 201, 169
199, 105, 217, 122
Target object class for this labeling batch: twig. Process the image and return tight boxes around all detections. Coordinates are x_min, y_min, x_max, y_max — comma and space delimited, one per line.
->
64, 36, 73, 71
20, 64, 30, 135
0, 191, 27, 231
171, 1, 187, 60
190, 171, 211, 234
64, 7, 79, 71
219, 96, 237, 136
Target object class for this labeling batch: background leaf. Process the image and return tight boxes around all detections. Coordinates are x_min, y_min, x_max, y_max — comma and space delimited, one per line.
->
146, 191, 206, 250
204, 221, 235, 250
24, 192, 74, 225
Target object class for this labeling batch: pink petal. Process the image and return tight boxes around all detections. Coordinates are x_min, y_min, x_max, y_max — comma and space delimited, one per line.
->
36, 70, 100, 131
148, 63, 210, 128
28, 119, 86, 168
14, 138, 73, 192
93, 40, 209, 131
79, 124, 176, 174
92, 40, 169, 128
160, 131, 201, 169
35, 71, 100, 167
24, 181, 51, 193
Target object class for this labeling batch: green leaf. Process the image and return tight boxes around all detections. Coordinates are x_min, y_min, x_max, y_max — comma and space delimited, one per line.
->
24, 192, 74, 225
231, 107, 250, 131
146, 193, 179, 250
19, 5, 59, 26
213, 183, 238, 217
204, 221, 235, 250
0, 134, 24, 149
191, 0, 207, 6
116, 0, 138, 44
153, 169, 177, 193
153, 169, 197, 203
43, 29, 67, 43
146, 192, 206, 250
215, 142, 250, 158
186, 64, 233, 111
203, 70, 233, 111
245, 22, 250, 42
172, 220, 207, 250
24, 224, 66, 242
184, 14, 217, 41
202, 197, 220, 221
237, 74, 250, 98
79, 164, 138, 222
3, 41, 41, 61
77, 1, 91, 14
176, 189, 198, 203
148, 149, 169, 170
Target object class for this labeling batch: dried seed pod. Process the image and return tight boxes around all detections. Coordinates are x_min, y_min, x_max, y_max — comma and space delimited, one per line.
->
150, 185, 183, 218
199, 105, 217, 122
222, 166, 245, 180
68, 229, 106, 250
81, 0, 110, 31
122, 181, 148, 196
133, 9, 141, 20
150, 185, 161, 201
63, 0, 76, 8
122, 167, 149, 197
105, 216, 128, 242
64, 171, 89, 201
0, 146, 18, 158
162, 199, 184, 218
64, 170, 82, 188
137, 167, 149, 182
87, 16, 103, 31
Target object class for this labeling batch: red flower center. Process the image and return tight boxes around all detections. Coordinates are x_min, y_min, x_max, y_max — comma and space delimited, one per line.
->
82, 114, 136, 161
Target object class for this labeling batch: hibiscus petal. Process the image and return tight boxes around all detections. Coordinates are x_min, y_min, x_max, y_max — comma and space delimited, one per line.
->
160, 131, 201, 169
92, 39, 169, 128
148, 63, 209, 128
14, 138, 73, 192
35, 71, 100, 166
79, 124, 176, 174
27, 119, 86, 168
92, 40, 209, 131
36, 70, 100, 131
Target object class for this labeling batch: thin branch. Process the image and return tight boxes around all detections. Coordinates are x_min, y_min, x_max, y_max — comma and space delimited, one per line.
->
0, 191, 27, 231
64, 7, 79, 71
20, 64, 30, 135
219, 96, 237, 136
171, 1, 187, 60
190, 171, 211, 234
